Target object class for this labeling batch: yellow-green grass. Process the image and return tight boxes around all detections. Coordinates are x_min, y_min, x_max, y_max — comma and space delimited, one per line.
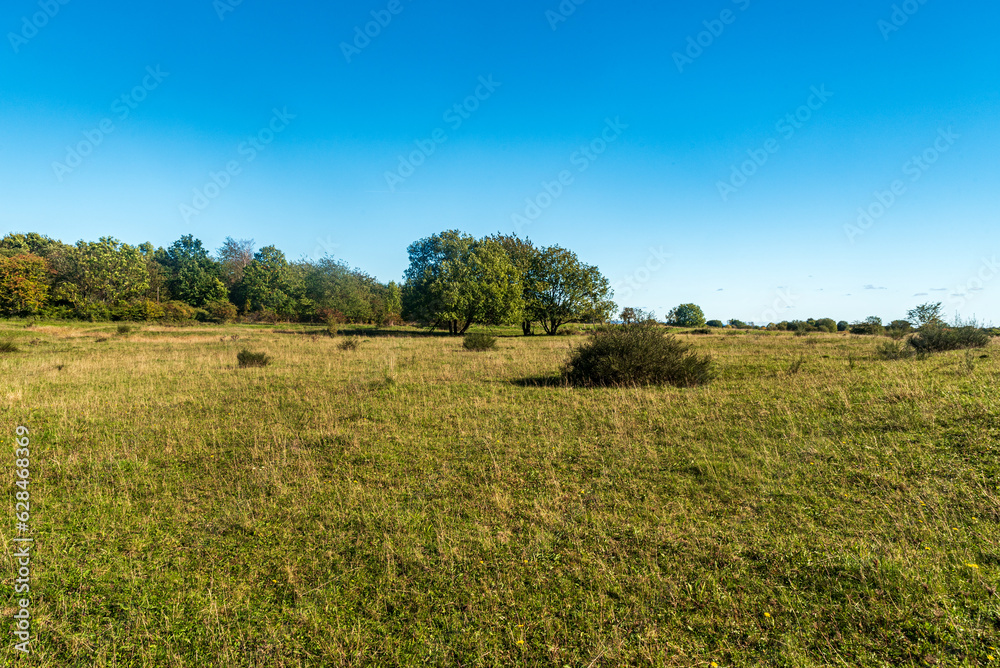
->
0, 321, 998, 667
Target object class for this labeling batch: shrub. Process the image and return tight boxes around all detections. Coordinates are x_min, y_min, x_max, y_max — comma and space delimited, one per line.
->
908, 326, 990, 353
850, 317, 885, 336
0, 340, 19, 353
237, 349, 271, 368
161, 301, 196, 322
557, 326, 580, 336
837, 321, 849, 332
689, 328, 712, 335
338, 337, 361, 351
875, 340, 914, 360
116, 324, 133, 336
706, 320, 725, 328
563, 323, 714, 388
463, 332, 497, 350
204, 300, 238, 323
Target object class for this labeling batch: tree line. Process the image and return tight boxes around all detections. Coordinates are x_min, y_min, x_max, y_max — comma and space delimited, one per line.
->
0, 230, 616, 334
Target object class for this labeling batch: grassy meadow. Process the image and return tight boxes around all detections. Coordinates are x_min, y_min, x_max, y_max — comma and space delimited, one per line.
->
1, 320, 998, 667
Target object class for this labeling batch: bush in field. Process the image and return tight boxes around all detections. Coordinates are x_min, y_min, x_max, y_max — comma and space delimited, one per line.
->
116, 324, 133, 336
463, 332, 497, 351
837, 321, 849, 332
908, 326, 990, 353
564, 323, 714, 387
237, 349, 271, 368
706, 320, 725, 328
850, 317, 885, 336
666, 303, 706, 328
204, 300, 238, 323
875, 340, 914, 360
0, 340, 19, 353
161, 301, 196, 322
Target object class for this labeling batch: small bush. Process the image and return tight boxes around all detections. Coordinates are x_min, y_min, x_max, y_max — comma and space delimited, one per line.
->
204, 300, 238, 323
689, 328, 712, 335
0, 340, 19, 353
463, 332, 497, 351
338, 337, 361, 351
563, 323, 713, 388
116, 324, 133, 336
237, 349, 271, 368
908, 326, 990, 353
875, 340, 914, 360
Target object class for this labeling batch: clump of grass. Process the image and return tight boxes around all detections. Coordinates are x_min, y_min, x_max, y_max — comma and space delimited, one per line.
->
564, 323, 713, 387
463, 332, 497, 351
689, 328, 711, 335
787, 354, 806, 375
237, 349, 271, 368
909, 326, 990, 353
557, 326, 580, 336
117, 324, 134, 336
0, 340, 20, 353
338, 337, 361, 351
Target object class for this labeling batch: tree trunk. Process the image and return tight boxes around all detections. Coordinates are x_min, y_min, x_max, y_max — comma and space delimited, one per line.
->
521, 321, 533, 336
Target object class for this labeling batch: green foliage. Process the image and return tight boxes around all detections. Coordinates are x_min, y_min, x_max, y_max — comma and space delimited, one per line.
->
875, 340, 914, 360
564, 322, 714, 387
204, 300, 238, 323
55, 237, 150, 313
850, 316, 885, 336
402, 230, 523, 335
727, 319, 750, 329
0, 253, 50, 314
462, 332, 497, 351
117, 324, 134, 336
907, 302, 944, 329
814, 318, 837, 333
666, 303, 706, 328
160, 301, 197, 322
0, 339, 19, 353
706, 319, 724, 328
837, 320, 849, 332
527, 245, 614, 335
908, 325, 990, 353
236, 349, 271, 367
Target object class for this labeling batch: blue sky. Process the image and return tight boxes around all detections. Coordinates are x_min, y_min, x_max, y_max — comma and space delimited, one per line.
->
1, 0, 998, 324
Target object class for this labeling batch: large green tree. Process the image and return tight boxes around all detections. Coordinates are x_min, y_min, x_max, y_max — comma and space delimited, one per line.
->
491, 233, 542, 335
157, 235, 227, 307
402, 230, 523, 335
666, 303, 707, 328
527, 245, 614, 335
55, 237, 150, 312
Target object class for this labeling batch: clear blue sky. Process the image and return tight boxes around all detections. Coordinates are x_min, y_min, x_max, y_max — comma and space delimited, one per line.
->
2, 0, 998, 324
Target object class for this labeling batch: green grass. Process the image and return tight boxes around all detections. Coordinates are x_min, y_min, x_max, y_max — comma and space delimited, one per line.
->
0, 322, 998, 666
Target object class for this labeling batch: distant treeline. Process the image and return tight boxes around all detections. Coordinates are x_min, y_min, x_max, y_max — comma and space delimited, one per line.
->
0, 233, 400, 324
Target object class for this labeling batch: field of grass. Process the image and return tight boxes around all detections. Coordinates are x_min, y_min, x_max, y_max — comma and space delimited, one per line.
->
1, 320, 998, 667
